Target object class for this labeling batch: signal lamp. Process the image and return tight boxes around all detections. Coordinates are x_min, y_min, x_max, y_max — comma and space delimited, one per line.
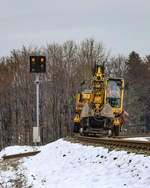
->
41, 58, 44, 62
32, 58, 35, 62
30, 56, 46, 73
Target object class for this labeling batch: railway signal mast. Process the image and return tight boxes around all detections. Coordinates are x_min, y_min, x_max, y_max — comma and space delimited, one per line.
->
30, 56, 46, 143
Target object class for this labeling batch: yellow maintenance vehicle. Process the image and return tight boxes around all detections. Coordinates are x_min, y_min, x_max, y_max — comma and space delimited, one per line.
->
73, 65, 128, 136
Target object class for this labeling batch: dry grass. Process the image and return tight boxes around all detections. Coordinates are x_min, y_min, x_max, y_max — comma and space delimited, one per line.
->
0, 158, 30, 188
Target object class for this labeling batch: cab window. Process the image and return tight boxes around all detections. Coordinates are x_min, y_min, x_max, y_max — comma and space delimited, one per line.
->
106, 80, 122, 108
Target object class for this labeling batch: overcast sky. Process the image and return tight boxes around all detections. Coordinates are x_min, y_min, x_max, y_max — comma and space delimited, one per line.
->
0, 0, 150, 57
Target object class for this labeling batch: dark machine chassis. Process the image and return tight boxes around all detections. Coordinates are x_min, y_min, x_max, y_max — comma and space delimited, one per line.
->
79, 117, 119, 137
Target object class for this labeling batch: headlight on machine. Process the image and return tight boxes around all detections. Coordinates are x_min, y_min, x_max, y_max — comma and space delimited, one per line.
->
115, 109, 122, 113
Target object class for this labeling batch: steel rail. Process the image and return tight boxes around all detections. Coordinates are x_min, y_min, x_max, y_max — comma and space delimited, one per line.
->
76, 136, 150, 150
113, 134, 150, 139
2, 151, 40, 160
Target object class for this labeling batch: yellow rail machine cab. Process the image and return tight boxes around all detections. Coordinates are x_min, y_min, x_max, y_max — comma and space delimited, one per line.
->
105, 78, 125, 135
77, 90, 91, 106
105, 78, 124, 113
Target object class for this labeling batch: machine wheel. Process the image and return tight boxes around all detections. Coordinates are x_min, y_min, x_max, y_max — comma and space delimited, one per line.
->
114, 125, 120, 136
80, 118, 89, 136
73, 123, 80, 133
79, 127, 84, 136
108, 129, 113, 137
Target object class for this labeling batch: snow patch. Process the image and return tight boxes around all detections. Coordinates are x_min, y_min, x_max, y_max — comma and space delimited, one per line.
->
22, 139, 150, 188
1, 139, 150, 188
123, 137, 150, 142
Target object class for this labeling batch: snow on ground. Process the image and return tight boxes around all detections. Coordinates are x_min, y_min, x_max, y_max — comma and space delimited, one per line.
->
0, 145, 40, 187
1, 139, 150, 188
0, 164, 17, 188
123, 137, 150, 141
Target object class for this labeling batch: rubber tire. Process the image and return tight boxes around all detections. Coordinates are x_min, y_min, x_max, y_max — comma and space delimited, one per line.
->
114, 125, 120, 136
74, 124, 80, 133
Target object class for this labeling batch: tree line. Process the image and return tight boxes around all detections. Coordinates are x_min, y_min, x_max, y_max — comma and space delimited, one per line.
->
0, 39, 150, 148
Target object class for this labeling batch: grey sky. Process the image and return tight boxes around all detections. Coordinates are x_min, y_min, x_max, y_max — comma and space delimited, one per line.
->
0, 0, 150, 57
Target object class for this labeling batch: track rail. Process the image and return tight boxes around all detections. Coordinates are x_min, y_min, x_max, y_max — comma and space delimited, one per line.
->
76, 136, 150, 150
2, 151, 40, 160
112, 134, 150, 139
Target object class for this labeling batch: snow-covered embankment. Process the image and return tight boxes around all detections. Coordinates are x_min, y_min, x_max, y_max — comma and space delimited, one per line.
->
1, 139, 150, 188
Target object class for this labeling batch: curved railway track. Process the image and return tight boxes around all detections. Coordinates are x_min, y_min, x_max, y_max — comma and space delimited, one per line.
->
75, 136, 150, 151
